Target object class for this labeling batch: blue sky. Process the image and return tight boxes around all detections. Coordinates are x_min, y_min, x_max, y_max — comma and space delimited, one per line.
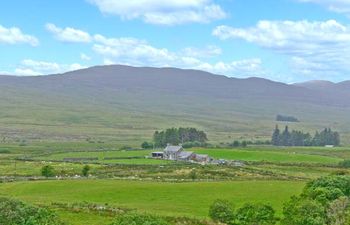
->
1, 0, 350, 83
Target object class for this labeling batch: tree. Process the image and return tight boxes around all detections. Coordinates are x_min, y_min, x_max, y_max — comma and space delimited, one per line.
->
41, 165, 55, 178
236, 203, 277, 225
153, 128, 208, 147
82, 165, 91, 177
272, 125, 281, 146
303, 176, 350, 203
271, 127, 340, 147
281, 126, 291, 146
241, 141, 247, 148
282, 197, 326, 225
209, 199, 235, 224
141, 141, 153, 149
232, 140, 240, 147
276, 115, 299, 122
326, 197, 350, 225
110, 212, 169, 225
0, 197, 63, 225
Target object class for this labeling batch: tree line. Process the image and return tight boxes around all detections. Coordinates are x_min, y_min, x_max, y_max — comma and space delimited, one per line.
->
276, 114, 299, 122
272, 125, 340, 146
153, 127, 208, 147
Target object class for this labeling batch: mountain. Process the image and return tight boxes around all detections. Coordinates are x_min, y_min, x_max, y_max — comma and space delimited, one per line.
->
1, 65, 350, 144
293, 80, 337, 90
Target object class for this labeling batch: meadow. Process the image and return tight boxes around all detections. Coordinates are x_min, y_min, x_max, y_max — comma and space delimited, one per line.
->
0, 179, 305, 224
0, 142, 349, 224
193, 148, 342, 164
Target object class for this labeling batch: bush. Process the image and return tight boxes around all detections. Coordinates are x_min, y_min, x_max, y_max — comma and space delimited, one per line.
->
141, 142, 153, 149
236, 203, 276, 225
282, 197, 326, 225
209, 199, 235, 224
41, 165, 55, 178
339, 160, 350, 168
326, 197, 350, 225
82, 165, 91, 177
0, 197, 63, 225
303, 175, 350, 203
110, 212, 169, 225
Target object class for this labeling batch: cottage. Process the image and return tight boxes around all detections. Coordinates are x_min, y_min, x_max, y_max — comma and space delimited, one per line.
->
163, 144, 184, 160
151, 144, 211, 164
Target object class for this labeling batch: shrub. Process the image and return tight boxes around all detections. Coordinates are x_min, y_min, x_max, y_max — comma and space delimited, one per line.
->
41, 165, 55, 178
82, 165, 91, 177
303, 176, 350, 202
0, 197, 63, 225
141, 142, 153, 149
282, 196, 326, 225
209, 199, 235, 224
110, 212, 169, 225
339, 160, 350, 168
236, 203, 276, 225
326, 197, 350, 225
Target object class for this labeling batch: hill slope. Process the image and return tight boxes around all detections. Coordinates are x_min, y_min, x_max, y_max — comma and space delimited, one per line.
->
1, 65, 350, 144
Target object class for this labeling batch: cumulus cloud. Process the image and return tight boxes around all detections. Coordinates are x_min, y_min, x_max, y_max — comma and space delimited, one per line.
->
14, 59, 86, 76
42, 22, 265, 78
46, 23, 92, 43
213, 19, 350, 79
88, 0, 226, 25
91, 33, 265, 77
299, 0, 350, 15
0, 24, 39, 46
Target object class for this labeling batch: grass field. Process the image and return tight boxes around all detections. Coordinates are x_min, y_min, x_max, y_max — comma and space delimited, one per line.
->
35, 150, 155, 160
0, 180, 305, 222
33, 150, 175, 165
193, 148, 342, 164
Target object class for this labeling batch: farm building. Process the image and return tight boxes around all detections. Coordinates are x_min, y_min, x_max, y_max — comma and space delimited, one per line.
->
152, 144, 211, 163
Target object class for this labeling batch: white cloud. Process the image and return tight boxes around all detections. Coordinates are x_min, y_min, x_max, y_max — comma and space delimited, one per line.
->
92, 33, 265, 77
213, 20, 350, 79
181, 45, 222, 58
46, 23, 92, 43
80, 53, 91, 61
195, 58, 264, 76
0, 24, 39, 46
14, 59, 86, 75
88, 0, 226, 25
299, 0, 350, 15
14, 68, 42, 76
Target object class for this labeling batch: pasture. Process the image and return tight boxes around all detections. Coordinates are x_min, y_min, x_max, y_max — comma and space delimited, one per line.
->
0, 179, 305, 223
193, 148, 342, 164
33, 150, 174, 165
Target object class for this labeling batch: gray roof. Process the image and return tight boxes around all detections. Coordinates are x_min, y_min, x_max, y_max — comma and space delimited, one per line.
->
195, 154, 208, 158
164, 145, 183, 153
178, 151, 193, 159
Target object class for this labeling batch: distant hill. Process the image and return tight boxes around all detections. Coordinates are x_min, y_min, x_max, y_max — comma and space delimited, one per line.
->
1, 65, 350, 144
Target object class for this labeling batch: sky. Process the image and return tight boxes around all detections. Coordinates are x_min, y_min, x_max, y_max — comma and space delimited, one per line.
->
1, 0, 350, 83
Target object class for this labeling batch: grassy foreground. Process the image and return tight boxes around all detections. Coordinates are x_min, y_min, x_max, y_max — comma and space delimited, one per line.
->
0, 180, 304, 219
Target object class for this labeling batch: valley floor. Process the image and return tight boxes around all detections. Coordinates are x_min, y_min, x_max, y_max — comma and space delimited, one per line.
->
0, 142, 349, 224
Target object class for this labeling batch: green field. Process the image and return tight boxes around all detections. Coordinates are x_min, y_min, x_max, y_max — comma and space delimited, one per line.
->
1, 142, 349, 224
33, 150, 173, 165
0, 180, 304, 222
194, 148, 342, 164
36, 150, 155, 160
